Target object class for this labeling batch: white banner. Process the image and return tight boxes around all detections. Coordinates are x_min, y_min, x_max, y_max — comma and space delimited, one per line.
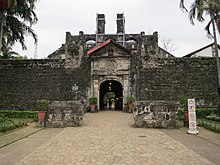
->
187, 99, 199, 134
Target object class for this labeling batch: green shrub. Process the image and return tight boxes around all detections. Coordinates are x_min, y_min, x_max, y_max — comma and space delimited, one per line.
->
36, 99, 50, 111
0, 110, 37, 133
206, 114, 220, 122
179, 96, 188, 111
126, 96, 135, 104
0, 122, 25, 133
178, 108, 217, 119
0, 110, 38, 119
178, 109, 184, 120
89, 97, 97, 104
200, 121, 220, 133
196, 108, 217, 118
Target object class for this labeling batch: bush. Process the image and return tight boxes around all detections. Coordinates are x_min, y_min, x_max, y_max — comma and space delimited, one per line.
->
179, 96, 188, 111
0, 110, 38, 133
0, 122, 25, 133
36, 99, 50, 111
200, 121, 220, 133
89, 97, 97, 104
206, 114, 220, 122
178, 108, 217, 119
126, 96, 135, 104
0, 110, 38, 119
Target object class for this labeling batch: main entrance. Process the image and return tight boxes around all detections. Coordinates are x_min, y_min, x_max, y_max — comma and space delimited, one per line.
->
99, 80, 123, 110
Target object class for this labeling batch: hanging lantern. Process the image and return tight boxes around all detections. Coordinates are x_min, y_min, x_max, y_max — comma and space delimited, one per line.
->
0, 0, 9, 10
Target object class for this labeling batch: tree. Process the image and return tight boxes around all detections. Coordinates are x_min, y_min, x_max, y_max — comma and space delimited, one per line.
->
0, 0, 38, 54
180, 0, 220, 86
159, 37, 176, 54
0, 42, 29, 59
180, 0, 220, 35
0, 45, 19, 59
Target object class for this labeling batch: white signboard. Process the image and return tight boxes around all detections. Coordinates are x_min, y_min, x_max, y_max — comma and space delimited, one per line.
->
187, 99, 199, 134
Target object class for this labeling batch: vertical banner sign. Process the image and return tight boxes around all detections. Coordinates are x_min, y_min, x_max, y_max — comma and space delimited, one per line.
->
187, 99, 199, 134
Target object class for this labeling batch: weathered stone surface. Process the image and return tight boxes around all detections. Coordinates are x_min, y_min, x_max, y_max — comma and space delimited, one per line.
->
1, 14, 217, 112
47, 101, 84, 127
134, 101, 178, 128
0, 57, 218, 110
137, 58, 218, 106
14, 112, 215, 165
0, 59, 90, 110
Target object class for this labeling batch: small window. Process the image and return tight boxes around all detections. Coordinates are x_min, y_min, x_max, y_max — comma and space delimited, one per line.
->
108, 49, 114, 56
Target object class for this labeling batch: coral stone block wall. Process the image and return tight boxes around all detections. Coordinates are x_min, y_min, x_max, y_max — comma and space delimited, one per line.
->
138, 58, 218, 106
0, 57, 218, 110
0, 59, 90, 110
134, 101, 178, 128
47, 101, 84, 127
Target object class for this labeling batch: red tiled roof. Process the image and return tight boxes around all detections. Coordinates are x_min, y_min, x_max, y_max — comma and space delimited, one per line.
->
87, 39, 111, 55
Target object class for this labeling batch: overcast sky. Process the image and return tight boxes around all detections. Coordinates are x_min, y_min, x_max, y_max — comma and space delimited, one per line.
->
13, 0, 220, 58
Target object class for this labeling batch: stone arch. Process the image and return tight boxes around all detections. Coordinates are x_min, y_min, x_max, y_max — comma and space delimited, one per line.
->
125, 38, 138, 50
99, 80, 123, 110
84, 35, 96, 42
85, 39, 96, 50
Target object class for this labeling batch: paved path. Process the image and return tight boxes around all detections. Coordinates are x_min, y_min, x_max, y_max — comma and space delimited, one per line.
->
162, 128, 220, 165
0, 122, 43, 148
0, 126, 63, 165
5, 111, 216, 165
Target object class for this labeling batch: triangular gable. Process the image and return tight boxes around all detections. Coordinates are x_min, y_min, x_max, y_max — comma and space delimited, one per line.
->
87, 39, 130, 55
184, 42, 220, 57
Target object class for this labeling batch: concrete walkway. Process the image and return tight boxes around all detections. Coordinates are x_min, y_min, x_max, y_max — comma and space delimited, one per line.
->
0, 125, 63, 165
0, 122, 43, 148
0, 111, 220, 165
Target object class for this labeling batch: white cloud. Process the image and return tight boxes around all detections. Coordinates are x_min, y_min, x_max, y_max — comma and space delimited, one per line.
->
12, 0, 220, 58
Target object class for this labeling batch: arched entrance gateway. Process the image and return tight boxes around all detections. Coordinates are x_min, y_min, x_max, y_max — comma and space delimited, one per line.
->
87, 39, 131, 111
99, 80, 123, 110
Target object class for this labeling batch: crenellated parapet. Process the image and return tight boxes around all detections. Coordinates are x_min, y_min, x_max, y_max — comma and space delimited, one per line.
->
48, 14, 173, 64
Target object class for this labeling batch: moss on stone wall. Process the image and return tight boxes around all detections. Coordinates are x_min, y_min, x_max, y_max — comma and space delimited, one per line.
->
138, 58, 218, 105
0, 57, 218, 110
0, 59, 91, 110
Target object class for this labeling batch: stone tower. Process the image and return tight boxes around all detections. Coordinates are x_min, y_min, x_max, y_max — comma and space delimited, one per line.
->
96, 14, 106, 45
116, 13, 125, 46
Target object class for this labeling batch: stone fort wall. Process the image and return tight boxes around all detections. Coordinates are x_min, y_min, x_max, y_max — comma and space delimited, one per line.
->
0, 57, 218, 110
0, 59, 91, 110
138, 57, 218, 106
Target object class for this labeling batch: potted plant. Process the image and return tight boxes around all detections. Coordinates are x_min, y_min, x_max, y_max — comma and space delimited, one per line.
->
36, 99, 50, 124
89, 97, 97, 112
179, 97, 188, 127
127, 96, 135, 112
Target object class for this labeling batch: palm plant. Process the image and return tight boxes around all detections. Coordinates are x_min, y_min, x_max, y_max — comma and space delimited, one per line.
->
0, 45, 19, 59
0, 0, 38, 53
180, 0, 220, 86
180, 0, 220, 35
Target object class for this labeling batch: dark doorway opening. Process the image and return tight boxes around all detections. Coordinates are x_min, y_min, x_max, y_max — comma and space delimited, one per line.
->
100, 80, 123, 110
